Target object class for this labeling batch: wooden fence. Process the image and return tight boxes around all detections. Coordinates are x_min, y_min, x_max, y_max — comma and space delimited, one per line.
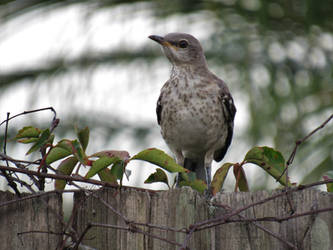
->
0, 187, 332, 250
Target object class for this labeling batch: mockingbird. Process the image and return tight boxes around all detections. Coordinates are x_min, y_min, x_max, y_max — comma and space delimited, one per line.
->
149, 33, 236, 187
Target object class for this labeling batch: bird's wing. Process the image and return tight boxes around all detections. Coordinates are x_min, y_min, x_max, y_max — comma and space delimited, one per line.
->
214, 79, 236, 162
156, 94, 163, 125
156, 80, 171, 125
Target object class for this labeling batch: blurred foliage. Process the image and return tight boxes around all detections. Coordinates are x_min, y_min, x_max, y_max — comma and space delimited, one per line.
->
0, 0, 332, 188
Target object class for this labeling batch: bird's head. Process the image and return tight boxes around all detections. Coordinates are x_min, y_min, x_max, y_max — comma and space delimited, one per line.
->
149, 33, 207, 67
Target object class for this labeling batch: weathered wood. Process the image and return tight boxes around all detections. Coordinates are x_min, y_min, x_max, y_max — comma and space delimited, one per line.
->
74, 188, 333, 250
213, 189, 333, 250
0, 191, 63, 250
74, 187, 151, 250
149, 187, 210, 250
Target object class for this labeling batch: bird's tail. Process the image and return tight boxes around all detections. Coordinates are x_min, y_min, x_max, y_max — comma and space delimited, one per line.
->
177, 158, 207, 186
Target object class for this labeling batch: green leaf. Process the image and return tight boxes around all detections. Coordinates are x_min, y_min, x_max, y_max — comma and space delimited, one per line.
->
179, 179, 207, 194
76, 126, 89, 151
211, 163, 233, 196
85, 156, 121, 179
131, 148, 186, 173
323, 171, 333, 192
15, 126, 41, 139
110, 161, 125, 180
46, 146, 72, 165
244, 146, 290, 186
57, 139, 74, 152
26, 129, 51, 155
48, 134, 55, 145
17, 138, 39, 144
56, 139, 88, 165
72, 139, 87, 165
54, 157, 78, 190
98, 169, 118, 185
233, 164, 249, 192
178, 171, 197, 183
144, 168, 169, 187
176, 172, 208, 193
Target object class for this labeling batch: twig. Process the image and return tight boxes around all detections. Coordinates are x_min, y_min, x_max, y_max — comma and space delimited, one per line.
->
72, 223, 92, 250
0, 173, 36, 193
17, 230, 67, 236
217, 206, 333, 224
195, 179, 333, 232
82, 186, 186, 233
74, 221, 184, 249
0, 112, 21, 196
0, 107, 57, 127
71, 184, 188, 248
0, 164, 117, 188
213, 203, 297, 249
0, 153, 42, 188
278, 114, 333, 181
3, 112, 9, 165
0, 153, 41, 165
89, 222, 184, 248
133, 221, 186, 233
181, 225, 196, 250
0, 107, 58, 193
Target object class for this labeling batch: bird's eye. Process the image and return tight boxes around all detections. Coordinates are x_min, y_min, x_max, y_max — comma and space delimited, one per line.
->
178, 40, 188, 48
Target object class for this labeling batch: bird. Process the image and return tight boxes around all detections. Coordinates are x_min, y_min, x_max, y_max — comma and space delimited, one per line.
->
149, 33, 236, 188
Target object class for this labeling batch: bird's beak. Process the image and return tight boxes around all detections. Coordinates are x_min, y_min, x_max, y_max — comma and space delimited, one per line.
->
149, 35, 164, 44
149, 35, 173, 48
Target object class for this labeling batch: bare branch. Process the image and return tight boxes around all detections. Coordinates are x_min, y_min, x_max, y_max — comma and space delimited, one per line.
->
278, 113, 333, 181
0, 107, 57, 127
0, 112, 21, 196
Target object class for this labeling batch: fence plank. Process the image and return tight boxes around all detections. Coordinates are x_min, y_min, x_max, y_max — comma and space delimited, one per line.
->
0, 191, 63, 250
74, 187, 151, 250
149, 187, 210, 250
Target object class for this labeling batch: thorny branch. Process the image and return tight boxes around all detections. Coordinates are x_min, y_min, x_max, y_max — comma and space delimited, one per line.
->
0, 107, 57, 127
213, 203, 297, 249
195, 179, 333, 232
0, 109, 332, 249
0, 107, 58, 193
278, 113, 333, 181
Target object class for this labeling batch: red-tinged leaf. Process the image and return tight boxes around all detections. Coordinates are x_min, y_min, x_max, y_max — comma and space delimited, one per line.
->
323, 171, 333, 192
179, 179, 207, 194
15, 126, 41, 139
85, 156, 121, 179
110, 161, 125, 180
244, 146, 290, 186
54, 157, 78, 190
144, 168, 169, 188
91, 150, 130, 161
233, 164, 249, 192
76, 126, 89, 151
17, 138, 39, 144
98, 169, 118, 185
131, 148, 186, 173
211, 163, 234, 196
26, 129, 51, 155
46, 146, 72, 165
